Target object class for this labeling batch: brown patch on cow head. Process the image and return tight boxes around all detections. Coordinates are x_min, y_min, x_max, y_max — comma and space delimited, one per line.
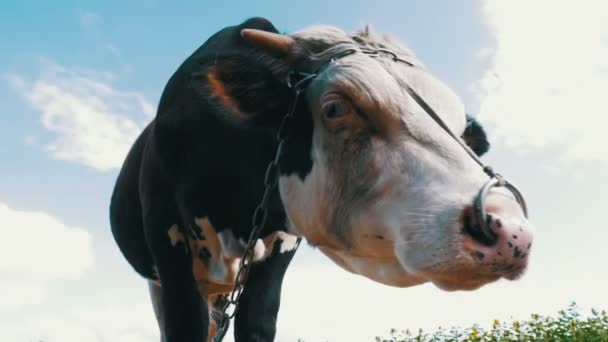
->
206, 67, 247, 119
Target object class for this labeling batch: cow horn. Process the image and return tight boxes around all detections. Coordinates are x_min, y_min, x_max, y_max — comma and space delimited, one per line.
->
241, 29, 295, 58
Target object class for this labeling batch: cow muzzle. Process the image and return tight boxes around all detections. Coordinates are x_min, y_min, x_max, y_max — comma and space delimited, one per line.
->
461, 186, 534, 280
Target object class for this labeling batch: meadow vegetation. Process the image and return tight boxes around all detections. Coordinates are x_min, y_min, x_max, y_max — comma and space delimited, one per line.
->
375, 303, 608, 342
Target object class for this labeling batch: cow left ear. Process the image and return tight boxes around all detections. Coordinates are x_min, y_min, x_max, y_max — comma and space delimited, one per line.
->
462, 115, 490, 156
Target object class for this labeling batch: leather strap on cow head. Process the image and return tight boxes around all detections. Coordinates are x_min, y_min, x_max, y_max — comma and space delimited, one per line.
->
305, 46, 529, 241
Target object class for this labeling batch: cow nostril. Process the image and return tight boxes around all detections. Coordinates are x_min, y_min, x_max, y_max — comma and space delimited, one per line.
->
461, 210, 497, 246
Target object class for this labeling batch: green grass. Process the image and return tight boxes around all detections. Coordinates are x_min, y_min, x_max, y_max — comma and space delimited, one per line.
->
376, 303, 608, 342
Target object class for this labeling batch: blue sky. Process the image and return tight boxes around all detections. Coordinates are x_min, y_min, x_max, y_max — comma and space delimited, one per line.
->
1, 1, 607, 341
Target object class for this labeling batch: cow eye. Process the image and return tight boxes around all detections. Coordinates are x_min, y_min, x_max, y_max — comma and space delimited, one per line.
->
321, 99, 351, 120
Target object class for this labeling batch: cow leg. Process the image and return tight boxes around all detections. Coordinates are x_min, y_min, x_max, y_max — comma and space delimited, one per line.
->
234, 237, 300, 342
148, 280, 168, 342
143, 205, 209, 342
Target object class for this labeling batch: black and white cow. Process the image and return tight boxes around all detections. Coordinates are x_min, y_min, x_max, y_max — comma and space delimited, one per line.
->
110, 17, 533, 342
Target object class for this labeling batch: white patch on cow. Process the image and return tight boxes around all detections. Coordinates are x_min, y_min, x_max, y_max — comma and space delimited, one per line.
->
276, 232, 300, 253
250, 231, 301, 262
251, 238, 267, 261
166, 224, 184, 247
263, 231, 300, 258
279, 149, 335, 247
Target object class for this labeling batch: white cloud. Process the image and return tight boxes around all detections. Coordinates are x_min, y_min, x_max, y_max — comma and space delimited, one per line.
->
8, 60, 154, 171
0, 280, 48, 313
271, 246, 608, 342
0, 302, 159, 342
478, 0, 608, 162
0, 203, 93, 312
0, 203, 156, 340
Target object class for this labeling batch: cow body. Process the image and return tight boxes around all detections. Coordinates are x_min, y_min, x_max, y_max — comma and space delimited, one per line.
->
110, 18, 301, 341
111, 17, 533, 342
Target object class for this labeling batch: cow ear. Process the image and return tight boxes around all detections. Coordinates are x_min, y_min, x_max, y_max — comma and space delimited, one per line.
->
196, 18, 294, 127
462, 115, 490, 156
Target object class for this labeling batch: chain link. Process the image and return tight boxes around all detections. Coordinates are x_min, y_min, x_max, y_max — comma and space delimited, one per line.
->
212, 81, 310, 342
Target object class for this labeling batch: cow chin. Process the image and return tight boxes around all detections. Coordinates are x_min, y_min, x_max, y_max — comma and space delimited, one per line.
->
432, 275, 500, 292
316, 246, 428, 287
424, 264, 506, 292
394, 235, 529, 291
311, 237, 510, 291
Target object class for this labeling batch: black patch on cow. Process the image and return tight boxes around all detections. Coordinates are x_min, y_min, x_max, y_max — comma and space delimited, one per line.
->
278, 95, 314, 180
198, 248, 211, 261
234, 235, 299, 340
111, 17, 313, 278
472, 251, 485, 261
513, 246, 522, 259
150, 18, 318, 236
161, 16, 314, 182
463, 115, 490, 157
110, 123, 157, 278
110, 17, 313, 342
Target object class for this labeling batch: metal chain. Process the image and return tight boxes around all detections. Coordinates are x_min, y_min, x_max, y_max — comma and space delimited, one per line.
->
212, 72, 316, 342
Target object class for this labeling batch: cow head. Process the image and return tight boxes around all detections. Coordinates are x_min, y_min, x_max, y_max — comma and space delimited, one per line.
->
207, 18, 533, 291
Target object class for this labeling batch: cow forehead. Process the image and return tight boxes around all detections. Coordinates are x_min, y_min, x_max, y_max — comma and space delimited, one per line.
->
310, 53, 466, 135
